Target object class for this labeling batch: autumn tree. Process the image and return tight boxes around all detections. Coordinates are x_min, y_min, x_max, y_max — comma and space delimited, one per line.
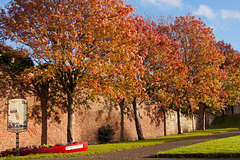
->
93, 16, 146, 140
113, 15, 189, 138
114, 15, 177, 140
112, 15, 184, 140
158, 14, 226, 131
0, 42, 33, 99
130, 15, 186, 138
92, 15, 151, 141
0, 0, 138, 142
144, 26, 188, 135
127, 15, 151, 140
0, 42, 61, 144
32, 74, 51, 145
217, 41, 240, 115
24, 65, 66, 145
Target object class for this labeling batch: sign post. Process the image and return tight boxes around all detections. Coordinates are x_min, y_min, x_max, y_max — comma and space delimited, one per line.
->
7, 99, 28, 156
16, 132, 20, 156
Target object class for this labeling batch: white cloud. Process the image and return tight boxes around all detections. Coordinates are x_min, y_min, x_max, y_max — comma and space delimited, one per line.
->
221, 9, 240, 20
193, 5, 216, 20
141, 0, 182, 8
193, 5, 240, 22
192, 5, 240, 36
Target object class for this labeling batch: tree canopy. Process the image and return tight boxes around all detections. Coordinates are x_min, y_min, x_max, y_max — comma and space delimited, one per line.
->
0, 0, 143, 142
158, 15, 226, 112
1, 1, 240, 143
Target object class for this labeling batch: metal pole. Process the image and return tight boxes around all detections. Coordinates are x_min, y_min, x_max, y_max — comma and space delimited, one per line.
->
16, 132, 19, 156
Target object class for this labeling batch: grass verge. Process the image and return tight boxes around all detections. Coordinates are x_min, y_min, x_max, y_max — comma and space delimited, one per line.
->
155, 113, 240, 158
156, 134, 240, 158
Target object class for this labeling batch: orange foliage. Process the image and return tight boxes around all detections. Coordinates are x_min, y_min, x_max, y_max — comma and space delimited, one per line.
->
158, 14, 226, 111
0, 0, 138, 142
217, 41, 240, 106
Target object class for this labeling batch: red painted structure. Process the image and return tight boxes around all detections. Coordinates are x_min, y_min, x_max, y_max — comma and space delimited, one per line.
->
1, 142, 88, 157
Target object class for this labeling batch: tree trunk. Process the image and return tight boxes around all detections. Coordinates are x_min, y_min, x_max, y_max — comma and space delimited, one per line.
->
221, 109, 225, 116
177, 108, 182, 134
232, 106, 235, 115
37, 82, 49, 145
202, 107, 206, 130
163, 109, 167, 136
119, 98, 125, 141
67, 94, 75, 143
41, 97, 48, 145
192, 115, 195, 131
132, 97, 144, 140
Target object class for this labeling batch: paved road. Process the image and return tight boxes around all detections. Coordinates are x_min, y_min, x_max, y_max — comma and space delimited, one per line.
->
29, 130, 240, 160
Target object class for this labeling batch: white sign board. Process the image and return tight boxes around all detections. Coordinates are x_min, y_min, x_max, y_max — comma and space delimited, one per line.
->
8, 99, 27, 132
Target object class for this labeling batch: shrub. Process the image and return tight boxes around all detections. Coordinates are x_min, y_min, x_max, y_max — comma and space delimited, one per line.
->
98, 125, 115, 144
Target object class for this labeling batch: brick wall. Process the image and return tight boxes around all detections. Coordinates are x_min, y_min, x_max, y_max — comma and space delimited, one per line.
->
0, 95, 199, 151
0, 95, 239, 152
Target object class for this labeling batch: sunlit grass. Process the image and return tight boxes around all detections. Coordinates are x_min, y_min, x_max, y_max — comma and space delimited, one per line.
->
155, 113, 240, 158
156, 135, 240, 158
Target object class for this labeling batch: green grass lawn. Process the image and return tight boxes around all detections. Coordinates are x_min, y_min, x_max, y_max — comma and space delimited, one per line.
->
155, 113, 240, 158
1, 114, 240, 159
156, 134, 240, 158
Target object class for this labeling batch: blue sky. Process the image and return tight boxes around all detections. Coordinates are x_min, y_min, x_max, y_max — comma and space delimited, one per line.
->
127, 0, 240, 51
1, 0, 240, 51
